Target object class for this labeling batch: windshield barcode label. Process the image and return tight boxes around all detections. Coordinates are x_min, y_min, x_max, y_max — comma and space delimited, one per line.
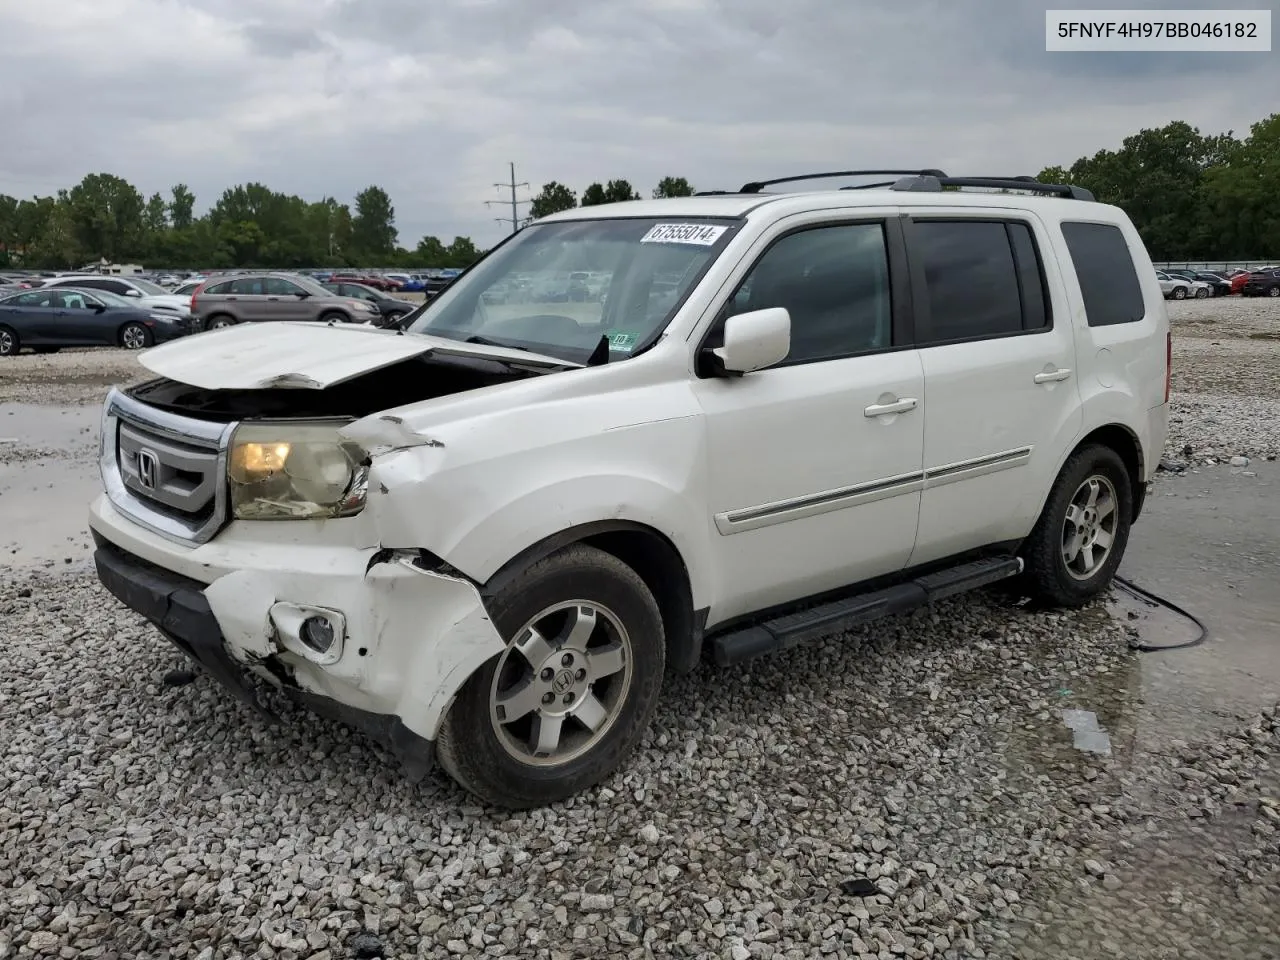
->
640, 223, 727, 246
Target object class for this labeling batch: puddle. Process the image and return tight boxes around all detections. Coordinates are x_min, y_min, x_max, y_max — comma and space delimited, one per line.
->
0, 403, 99, 453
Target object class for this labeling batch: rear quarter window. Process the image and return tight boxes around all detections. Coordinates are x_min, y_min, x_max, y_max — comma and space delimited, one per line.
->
1060, 222, 1146, 326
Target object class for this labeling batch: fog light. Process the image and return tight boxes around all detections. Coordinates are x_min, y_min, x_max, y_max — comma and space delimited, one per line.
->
299, 616, 336, 655
269, 602, 346, 665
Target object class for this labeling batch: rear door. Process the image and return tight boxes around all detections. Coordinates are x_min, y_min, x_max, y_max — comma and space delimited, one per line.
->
228, 276, 268, 321
1, 290, 59, 343
905, 214, 1082, 566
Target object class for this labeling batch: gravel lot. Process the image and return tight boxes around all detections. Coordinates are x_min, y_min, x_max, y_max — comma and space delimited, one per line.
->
1, 296, 1277, 959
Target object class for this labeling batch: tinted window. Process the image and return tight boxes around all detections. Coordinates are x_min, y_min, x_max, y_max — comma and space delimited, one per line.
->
79, 279, 127, 294
1008, 222, 1049, 330
1060, 222, 1146, 326
54, 291, 96, 309
205, 281, 233, 295
914, 220, 1024, 341
230, 277, 265, 295
727, 223, 892, 363
9, 291, 52, 307
264, 277, 302, 296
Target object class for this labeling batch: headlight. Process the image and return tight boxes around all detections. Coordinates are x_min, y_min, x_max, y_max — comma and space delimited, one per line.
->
149, 313, 179, 324
228, 421, 369, 520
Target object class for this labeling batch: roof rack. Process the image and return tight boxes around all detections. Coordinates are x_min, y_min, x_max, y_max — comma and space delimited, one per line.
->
739, 169, 948, 194
890, 175, 1095, 201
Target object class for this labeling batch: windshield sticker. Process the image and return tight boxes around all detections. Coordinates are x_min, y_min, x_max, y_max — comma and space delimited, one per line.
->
640, 223, 728, 246
606, 332, 638, 352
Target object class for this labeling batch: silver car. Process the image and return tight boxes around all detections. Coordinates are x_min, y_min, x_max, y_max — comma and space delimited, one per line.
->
1155, 271, 1211, 300
191, 273, 381, 331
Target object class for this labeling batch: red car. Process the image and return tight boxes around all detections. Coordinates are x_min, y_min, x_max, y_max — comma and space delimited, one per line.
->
331, 274, 398, 292
1230, 270, 1252, 295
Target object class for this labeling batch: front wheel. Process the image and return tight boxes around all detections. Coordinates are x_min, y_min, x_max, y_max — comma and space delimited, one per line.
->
1021, 444, 1133, 607
1269, 287, 1280, 298
436, 544, 665, 809
1195, 287, 1210, 299
1172, 286, 1188, 300
0, 325, 19, 356
120, 322, 152, 350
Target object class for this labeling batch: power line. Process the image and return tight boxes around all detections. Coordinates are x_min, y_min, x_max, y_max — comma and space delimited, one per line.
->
485, 162, 530, 234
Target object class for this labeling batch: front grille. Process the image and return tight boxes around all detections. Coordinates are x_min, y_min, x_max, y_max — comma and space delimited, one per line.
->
101, 389, 236, 544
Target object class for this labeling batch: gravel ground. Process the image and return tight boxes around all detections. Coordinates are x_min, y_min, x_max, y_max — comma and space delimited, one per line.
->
0, 295, 1276, 960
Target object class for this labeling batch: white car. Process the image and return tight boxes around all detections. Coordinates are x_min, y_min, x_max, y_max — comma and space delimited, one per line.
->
88, 170, 1170, 808
40, 275, 194, 317
1154, 271, 1210, 300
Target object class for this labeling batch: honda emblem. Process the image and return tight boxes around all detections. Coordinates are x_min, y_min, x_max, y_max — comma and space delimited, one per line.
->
137, 448, 159, 490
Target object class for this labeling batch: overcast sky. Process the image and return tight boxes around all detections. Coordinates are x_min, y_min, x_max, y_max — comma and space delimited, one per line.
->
2, 0, 1275, 249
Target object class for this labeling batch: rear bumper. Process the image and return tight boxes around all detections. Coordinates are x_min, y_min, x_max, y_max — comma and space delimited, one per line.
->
93, 534, 437, 778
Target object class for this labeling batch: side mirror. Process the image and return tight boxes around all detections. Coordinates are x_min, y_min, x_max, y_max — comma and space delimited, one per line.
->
92, 303, 106, 313
295, 291, 311, 298
707, 307, 790, 375
124, 289, 142, 297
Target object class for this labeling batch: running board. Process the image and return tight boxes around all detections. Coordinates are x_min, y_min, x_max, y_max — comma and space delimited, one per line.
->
708, 556, 1023, 667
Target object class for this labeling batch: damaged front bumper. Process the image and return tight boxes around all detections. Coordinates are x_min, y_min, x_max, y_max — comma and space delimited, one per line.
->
88, 494, 507, 778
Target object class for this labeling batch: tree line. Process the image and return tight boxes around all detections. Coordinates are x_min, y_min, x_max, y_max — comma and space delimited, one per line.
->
2, 111, 1275, 270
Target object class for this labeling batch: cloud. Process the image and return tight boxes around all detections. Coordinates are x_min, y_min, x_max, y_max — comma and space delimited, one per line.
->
2, 0, 1275, 249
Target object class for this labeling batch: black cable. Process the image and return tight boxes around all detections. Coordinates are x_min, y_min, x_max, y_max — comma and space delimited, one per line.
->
1112, 575, 1210, 652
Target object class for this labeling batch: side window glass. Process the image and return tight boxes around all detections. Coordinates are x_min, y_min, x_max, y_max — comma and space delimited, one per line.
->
206, 281, 232, 295
914, 221, 1023, 342
726, 223, 892, 363
104, 281, 129, 295
264, 277, 301, 296
1008, 222, 1050, 330
15, 291, 52, 306
1060, 222, 1146, 326
230, 277, 265, 296
56, 291, 89, 309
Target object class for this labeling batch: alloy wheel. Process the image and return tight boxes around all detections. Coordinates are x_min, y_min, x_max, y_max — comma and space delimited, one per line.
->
1061, 475, 1119, 581
122, 325, 148, 350
489, 601, 632, 766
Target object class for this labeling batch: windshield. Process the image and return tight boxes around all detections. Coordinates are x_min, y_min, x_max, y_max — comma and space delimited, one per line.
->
406, 217, 738, 362
130, 278, 167, 295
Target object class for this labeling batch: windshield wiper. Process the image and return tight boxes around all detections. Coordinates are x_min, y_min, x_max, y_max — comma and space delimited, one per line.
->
465, 334, 528, 351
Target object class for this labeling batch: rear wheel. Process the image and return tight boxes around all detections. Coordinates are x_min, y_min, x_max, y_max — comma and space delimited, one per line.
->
1021, 444, 1133, 607
1172, 286, 1188, 300
1269, 287, 1280, 298
437, 544, 665, 809
120, 322, 152, 350
205, 314, 236, 331
0, 326, 18, 356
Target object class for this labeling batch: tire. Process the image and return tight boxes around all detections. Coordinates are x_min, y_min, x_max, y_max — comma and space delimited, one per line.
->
436, 544, 665, 809
1172, 286, 1187, 300
382, 311, 406, 329
1021, 444, 1133, 608
1269, 287, 1280, 298
1195, 287, 1210, 299
119, 322, 152, 350
205, 314, 236, 331
319, 311, 349, 324
0, 325, 18, 356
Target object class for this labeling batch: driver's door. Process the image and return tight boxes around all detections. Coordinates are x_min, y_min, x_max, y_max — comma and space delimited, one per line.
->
691, 217, 925, 624
50, 290, 110, 344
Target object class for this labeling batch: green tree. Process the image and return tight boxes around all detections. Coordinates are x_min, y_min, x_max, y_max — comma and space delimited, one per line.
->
66, 173, 145, 261
529, 181, 577, 220
445, 236, 481, 268
1201, 113, 1280, 257
0, 194, 17, 265
144, 193, 168, 233
169, 183, 196, 231
603, 179, 641, 203
652, 176, 695, 198
352, 185, 397, 257
415, 235, 449, 266
580, 182, 607, 207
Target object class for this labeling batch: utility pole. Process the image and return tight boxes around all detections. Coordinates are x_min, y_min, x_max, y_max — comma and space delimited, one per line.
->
486, 162, 530, 234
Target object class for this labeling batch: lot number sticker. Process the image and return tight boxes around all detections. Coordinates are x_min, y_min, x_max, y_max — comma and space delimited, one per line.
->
640, 223, 727, 246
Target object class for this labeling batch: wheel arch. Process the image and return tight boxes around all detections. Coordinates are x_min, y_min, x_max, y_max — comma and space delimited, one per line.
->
1052, 423, 1146, 523
478, 520, 705, 675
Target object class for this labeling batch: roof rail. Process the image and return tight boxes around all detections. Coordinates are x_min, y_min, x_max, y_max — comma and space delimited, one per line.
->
739, 169, 948, 194
890, 175, 1095, 201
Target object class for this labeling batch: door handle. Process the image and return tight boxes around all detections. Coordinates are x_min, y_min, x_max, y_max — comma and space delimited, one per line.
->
1033, 368, 1072, 384
864, 397, 919, 418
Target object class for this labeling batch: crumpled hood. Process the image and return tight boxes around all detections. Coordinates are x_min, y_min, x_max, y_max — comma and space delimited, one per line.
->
138, 321, 581, 390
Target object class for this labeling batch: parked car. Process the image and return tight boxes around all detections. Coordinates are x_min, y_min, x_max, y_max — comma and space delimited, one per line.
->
39, 275, 195, 317
1241, 268, 1280, 297
89, 171, 1169, 808
322, 281, 417, 328
172, 280, 203, 297
1182, 272, 1233, 296
1155, 271, 1210, 300
190, 272, 381, 330
330, 273, 397, 292
0, 286, 191, 355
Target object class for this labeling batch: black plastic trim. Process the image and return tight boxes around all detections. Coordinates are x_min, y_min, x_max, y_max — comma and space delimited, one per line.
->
740, 169, 948, 194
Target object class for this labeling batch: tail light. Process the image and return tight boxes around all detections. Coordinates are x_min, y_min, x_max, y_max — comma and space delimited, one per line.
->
1164, 330, 1172, 404
190, 281, 206, 315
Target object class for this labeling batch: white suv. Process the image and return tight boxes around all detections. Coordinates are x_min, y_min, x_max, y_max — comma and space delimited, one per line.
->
89, 170, 1170, 808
